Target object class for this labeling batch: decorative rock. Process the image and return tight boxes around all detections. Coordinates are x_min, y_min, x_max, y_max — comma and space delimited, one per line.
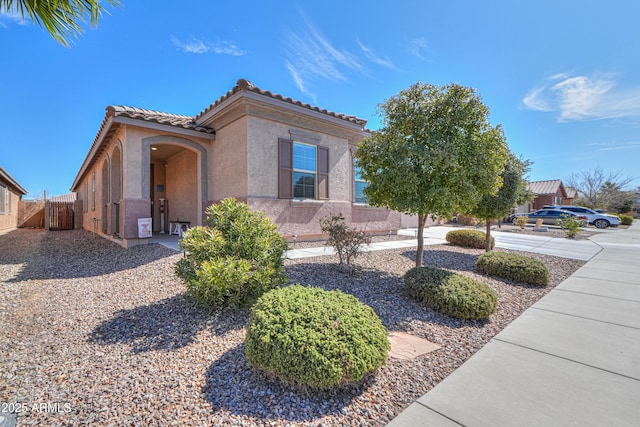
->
0, 229, 584, 426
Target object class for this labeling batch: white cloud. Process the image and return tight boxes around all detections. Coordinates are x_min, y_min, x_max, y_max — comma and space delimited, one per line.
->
171, 36, 245, 56
586, 141, 640, 152
408, 37, 430, 60
284, 11, 363, 99
210, 40, 245, 56
171, 36, 209, 54
0, 9, 28, 28
286, 61, 317, 104
523, 73, 640, 121
356, 38, 398, 70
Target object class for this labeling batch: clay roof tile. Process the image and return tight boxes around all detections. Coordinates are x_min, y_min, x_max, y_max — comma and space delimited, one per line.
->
194, 79, 367, 127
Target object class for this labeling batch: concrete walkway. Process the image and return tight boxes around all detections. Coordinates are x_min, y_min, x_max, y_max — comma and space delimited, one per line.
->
286, 225, 607, 261
387, 221, 640, 426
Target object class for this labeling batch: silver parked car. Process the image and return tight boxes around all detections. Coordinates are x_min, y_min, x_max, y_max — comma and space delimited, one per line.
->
544, 205, 620, 228
509, 208, 587, 226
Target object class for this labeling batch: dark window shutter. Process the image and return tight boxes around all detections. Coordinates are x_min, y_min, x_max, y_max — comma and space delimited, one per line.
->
278, 138, 293, 199
317, 146, 329, 200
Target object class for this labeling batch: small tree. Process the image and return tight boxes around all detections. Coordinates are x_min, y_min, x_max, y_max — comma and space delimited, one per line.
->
566, 166, 633, 209
355, 82, 509, 267
320, 213, 371, 271
556, 214, 582, 238
467, 154, 532, 251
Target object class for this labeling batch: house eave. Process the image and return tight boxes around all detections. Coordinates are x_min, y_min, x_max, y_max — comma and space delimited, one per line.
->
111, 116, 217, 140
0, 166, 28, 195
197, 90, 366, 132
71, 116, 115, 192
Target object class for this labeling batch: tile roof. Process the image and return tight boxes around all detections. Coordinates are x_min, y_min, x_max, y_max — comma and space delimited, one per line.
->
527, 179, 565, 195
195, 79, 367, 127
107, 106, 216, 135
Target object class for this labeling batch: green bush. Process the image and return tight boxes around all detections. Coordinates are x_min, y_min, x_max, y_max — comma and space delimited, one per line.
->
476, 251, 549, 286
446, 229, 494, 249
620, 214, 633, 225
556, 214, 583, 238
404, 266, 497, 320
245, 285, 390, 388
456, 215, 478, 226
175, 198, 288, 308
319, 213, 371, 269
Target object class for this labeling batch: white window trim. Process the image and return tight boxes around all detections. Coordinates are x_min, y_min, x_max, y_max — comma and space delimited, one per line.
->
292, 141, 317, 200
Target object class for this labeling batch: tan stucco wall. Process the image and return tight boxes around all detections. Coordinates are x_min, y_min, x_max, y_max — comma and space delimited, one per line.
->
75, 124, 211, 244
210, 117, 248, 201
166, 149, 198, 226
245, 116, 353, 201
0, 187, 22, 231
249, 198, 402, 238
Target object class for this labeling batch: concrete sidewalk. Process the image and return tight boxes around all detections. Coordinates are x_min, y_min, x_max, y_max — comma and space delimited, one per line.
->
286, 225, 607, 261
387, 221, 640, 426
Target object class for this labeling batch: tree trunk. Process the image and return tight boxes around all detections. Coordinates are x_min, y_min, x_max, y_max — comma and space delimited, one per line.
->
416, 213, 426, 267
485, 220, 492, 252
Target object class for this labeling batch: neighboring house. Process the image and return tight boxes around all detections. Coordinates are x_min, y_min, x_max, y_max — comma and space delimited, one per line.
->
515, 179, 573, 213
71, 79, 401, 248
565, 186, 577, 202
0, 166, 28, 232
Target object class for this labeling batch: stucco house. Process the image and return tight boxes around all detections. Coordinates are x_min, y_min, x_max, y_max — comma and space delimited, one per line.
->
0, 166, 28, 232
515, 179, 574, 213
71, 79, 401, 247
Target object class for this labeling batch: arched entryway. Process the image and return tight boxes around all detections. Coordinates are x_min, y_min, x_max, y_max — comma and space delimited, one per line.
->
110, 144, 122, 236
142, 136, 207, 234
101, 158, 110, 234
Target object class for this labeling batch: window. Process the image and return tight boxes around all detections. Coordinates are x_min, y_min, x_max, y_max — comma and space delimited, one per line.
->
278, 138, 329, 200
7, 190, 11, 214
293, 143, 317, 199
354, 165, 368, 204
0, 185, 5, 214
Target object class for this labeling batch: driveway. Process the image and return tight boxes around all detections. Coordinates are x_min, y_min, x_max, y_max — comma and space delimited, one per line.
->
398, 225, 608, 261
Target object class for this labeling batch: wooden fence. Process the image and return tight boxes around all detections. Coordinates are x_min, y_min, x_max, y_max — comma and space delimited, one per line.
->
47, 201, 74, 230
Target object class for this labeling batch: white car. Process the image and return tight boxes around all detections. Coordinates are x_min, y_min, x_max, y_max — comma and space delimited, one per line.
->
544, 205, 620, 228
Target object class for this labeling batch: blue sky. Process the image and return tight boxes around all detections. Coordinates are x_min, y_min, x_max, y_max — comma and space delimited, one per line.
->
2, 1, 640, 197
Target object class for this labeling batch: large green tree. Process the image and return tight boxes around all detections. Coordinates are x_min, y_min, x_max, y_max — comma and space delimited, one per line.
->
1, 0, 120, 46
355, 82, 509, 267
468, 153, 532, 251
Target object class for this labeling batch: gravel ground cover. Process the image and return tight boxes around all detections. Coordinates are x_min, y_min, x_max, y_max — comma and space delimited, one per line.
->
1, 228, 584, 426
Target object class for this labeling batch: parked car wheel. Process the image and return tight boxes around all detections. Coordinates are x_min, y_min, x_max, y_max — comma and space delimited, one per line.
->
593, 219, 610, 229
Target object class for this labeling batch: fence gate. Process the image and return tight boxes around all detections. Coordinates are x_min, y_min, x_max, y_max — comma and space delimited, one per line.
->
48, 201, 75, 230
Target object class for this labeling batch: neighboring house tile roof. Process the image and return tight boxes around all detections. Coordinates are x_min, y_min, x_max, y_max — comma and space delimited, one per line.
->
565, 187, 577, 199
195, 79, 368, 127
48, 193, 76, 203
527, 179, 565, 195
106, 106, 216, 135
0, 165, 28, 195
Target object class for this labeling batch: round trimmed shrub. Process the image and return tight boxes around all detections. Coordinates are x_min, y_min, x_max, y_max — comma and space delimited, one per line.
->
245, 285, 390, 388
404, 266, 497, 320
446, 229, 494, 249
620, 214, 633, 226
476, 251, 549, 286
175, 198, 288, 308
